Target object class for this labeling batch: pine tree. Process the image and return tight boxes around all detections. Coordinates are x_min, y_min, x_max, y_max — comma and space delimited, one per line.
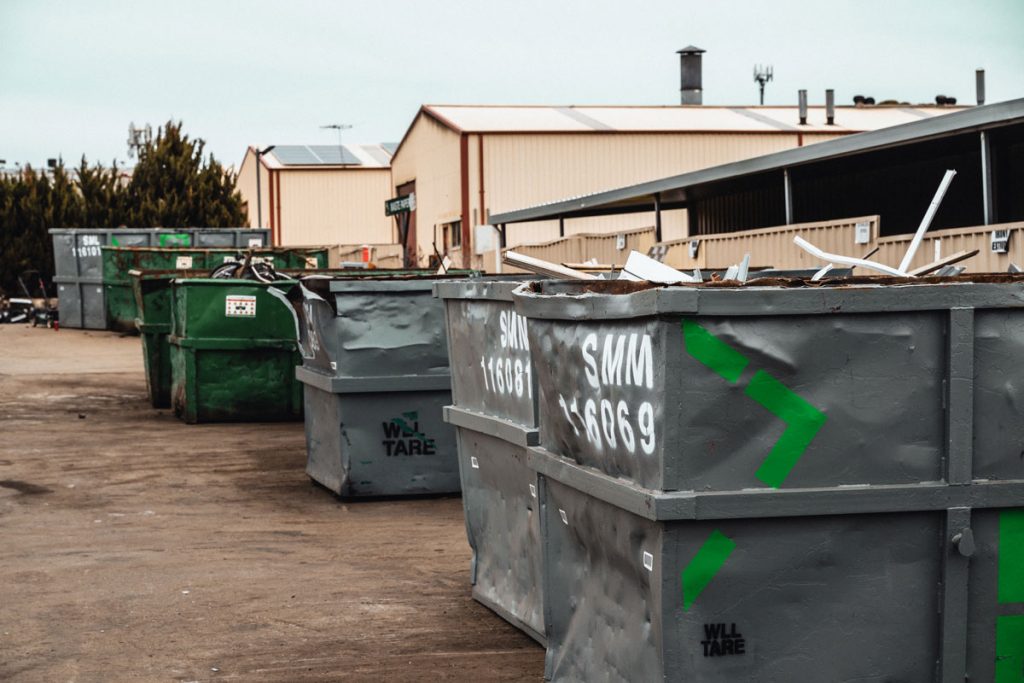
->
126, 120, 247, 228
0, 121, 248, 294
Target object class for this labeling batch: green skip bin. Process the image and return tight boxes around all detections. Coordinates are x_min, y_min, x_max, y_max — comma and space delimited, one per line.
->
169, 277, 303, 424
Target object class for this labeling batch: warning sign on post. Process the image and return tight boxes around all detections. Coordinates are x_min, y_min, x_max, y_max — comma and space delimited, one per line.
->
225, 295, 257, 317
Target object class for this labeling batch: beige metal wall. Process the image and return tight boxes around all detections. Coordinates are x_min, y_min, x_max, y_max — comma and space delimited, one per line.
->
276, 169, 393, 246
660, 215, 880, 270
336, 243, 405, 268
874, 221, 1024, 273
483, 131, 849, 250
390, 116, 463, 265
236, 150, 271, 234
501, 226, 657, 272
390, 116, 855, 270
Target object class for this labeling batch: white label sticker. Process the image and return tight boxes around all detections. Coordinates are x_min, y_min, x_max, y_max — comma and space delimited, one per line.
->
642, 551, 654, 571
248, 238, 264, 247
176, 255, 193, 269
330, 361, 337, 371
559, 509, 568, 525
470, 456, 479, 469
304, 256, 318, 269
225, 295, 257, 317
529, 483, 537, 498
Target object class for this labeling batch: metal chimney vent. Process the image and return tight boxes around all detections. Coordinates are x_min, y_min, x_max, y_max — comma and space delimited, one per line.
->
826, 89, 835, 125
678, 46, 705, 105
798, 90, 808, 125
976, 69, 986, 106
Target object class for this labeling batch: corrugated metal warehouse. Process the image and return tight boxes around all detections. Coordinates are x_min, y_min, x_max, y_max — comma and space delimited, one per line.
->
490, 98, 1024, 274
389, 103, 966, 269
236, 143, 396, 246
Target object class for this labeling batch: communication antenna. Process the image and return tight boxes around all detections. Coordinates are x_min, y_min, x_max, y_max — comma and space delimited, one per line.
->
126, 122, 152, 159
753, 65, 774, 105
320, 123, 354, 161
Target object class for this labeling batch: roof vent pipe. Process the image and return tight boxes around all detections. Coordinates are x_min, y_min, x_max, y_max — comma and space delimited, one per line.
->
826, 89, 835, 125
798, 90, 808, 125
976, 69, 986, 106
678, 46, 705, 105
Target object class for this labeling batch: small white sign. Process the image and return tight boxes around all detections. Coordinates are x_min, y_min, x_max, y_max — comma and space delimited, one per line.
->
529, 483, 537, 498
855, 221, 871, 245
470, 456, 479, 469
248, 238, 264, 247
992, 229, 1011, 254
304, 257, 318, 269
474, 224, 495, 255
559, 509, 568, 525
176, 255, 194, 269
615, 234, 626, 250
225, 295, 257, 317
642, 551, 654, 571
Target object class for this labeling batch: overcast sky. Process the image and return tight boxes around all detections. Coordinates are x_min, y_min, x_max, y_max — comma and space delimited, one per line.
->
2, 0, 1022, 170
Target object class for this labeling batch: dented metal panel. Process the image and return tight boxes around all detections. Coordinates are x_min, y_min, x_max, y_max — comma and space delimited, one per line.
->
302, 383, 459, 497
437, 279, 538, 426
512, 277, 1024, 682
544, 477, 945, 682
296, 275, 473, 497
436, 277, 547, 643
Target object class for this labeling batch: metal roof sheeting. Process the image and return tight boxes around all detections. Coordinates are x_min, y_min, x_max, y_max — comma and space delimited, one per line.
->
424, 104, 966, 135
488, 98, 1024, 224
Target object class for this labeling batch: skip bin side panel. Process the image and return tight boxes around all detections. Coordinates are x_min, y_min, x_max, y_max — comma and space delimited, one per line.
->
82, 282, 106, 329
190, 348, 302, 423
973, 311, 1024, 481
140, 331, 172, 409
966, 507, 1024, 683
447, 299, 536, 428
664, 512, 942, 681
531, 318, 667, 491
333, 391, 459, 497
303, 383, 347, 495
544, 477, 664, 683
675, 313, 945, 491
331, 288, 451, 380
54, 280, 83, 328
456, 427, 545, 642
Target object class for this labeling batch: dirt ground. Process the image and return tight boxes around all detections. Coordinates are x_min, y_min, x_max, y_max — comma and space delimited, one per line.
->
0, 325, 544, 682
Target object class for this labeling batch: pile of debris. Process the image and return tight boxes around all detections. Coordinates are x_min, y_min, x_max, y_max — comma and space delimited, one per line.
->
505, 169, 1012, 283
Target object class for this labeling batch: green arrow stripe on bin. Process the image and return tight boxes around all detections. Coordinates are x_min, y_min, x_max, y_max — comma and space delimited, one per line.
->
999, 509, 1024, 604
745, 370, 827, 488
996, 614, 1024, 683
682, 320, 750, 383
681, 530, 735, 611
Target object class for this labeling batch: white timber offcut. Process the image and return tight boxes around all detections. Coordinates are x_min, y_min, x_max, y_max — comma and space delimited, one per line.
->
389, 104, 965, 270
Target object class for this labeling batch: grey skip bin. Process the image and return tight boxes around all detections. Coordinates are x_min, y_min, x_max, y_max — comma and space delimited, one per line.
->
49, 228, 269, 329
294, 276, 467, 498
435, 278, 545, 645
511, 277, 1024, 682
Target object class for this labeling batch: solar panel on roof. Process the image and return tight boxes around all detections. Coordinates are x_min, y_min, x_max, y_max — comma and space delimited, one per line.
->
308, 145, 362, 165
271, 146, 320, 165
270, 145, 361, 166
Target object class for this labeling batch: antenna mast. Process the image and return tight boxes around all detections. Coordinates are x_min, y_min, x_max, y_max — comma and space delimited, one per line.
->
753, 65, 774, 105
320, 123, 354, 159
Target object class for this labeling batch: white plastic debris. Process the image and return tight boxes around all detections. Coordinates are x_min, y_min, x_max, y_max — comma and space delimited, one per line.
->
618, 251, 695, 284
